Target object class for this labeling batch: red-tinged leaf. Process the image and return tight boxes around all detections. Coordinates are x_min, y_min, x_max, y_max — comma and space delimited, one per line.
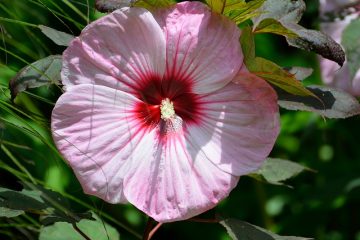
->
250, 57, 315, 96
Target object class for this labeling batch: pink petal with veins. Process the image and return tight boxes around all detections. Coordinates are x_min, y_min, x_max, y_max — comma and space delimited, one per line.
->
62, 7, 166, 92
154, 1, 243, 94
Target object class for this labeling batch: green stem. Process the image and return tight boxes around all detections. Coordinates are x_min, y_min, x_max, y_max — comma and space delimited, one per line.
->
0, 17, 37, 28
254, 181, 273, 229
1, 144, 36, 184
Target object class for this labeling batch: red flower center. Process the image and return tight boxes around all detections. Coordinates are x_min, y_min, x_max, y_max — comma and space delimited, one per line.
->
134, 75, 201, 128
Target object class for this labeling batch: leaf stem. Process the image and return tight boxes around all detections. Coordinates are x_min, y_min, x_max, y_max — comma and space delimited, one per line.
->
148, 222, 162, 240
142, 218, 162, 240
142, 218, 154, 240
254, 181, 273, 229
72, 223, 92, 240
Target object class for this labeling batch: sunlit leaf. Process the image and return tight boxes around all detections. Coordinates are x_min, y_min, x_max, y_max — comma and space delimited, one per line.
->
221, 218, 312, 240
254, 18, 298, 38
9, 55, 62, 100
251, 58, 315, 96
342, 18, 360, 79
205, 0, 264, 24
283, 67, 313, 81
252, 0, 345, 66
205, 0, 231, 13
0, 207, 24, 218
250, 158, 311, 186
225, 0, 265, 24
277, 85, 360, 118
95, 0, 135, 12
285, 23, 345, 67
39, 213, 120, 240
252, 0, 305, 26
134, 0, 176, 9
38, 25, 74, 47
240, 26, 313, 96
95, 0, 175, 12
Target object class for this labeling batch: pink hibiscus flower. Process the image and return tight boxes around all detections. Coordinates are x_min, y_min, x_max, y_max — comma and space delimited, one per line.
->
51, 1, 279, 222
319, 0, 360, 96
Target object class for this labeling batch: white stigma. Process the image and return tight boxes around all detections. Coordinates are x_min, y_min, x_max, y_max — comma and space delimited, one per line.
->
160, 98, 175, 120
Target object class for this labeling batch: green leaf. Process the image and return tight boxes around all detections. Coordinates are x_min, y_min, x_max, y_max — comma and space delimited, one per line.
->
250, 158, 311, 186
206, 0, 265, 24
239, 26, 256, 62
220, 218, 312, 240
252, 0, 345, 66
252, 0, 305, 26
283, 67, 313, 81
21, 182, 93, 225
95, 0, 134, 12
342, 18, 360, 79
254, 18, 298, 38
0, 207, 24, 218
133, 0, 176, 9
250, 57, 314, 96
95, 0, 175, 12
39, 213, 120, 240
285, 23, 345, 67
0, 187, 47, 212
0, 183, 93, 224
205, 0, 232, 13
240, 26, 313, 96
277, 85, 360, 118
38, 25, 74, 47
226, 0, 265, 24
9, 55, 62, 100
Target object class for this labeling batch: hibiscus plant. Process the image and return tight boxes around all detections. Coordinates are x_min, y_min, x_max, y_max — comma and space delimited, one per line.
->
0, 0, 359, 240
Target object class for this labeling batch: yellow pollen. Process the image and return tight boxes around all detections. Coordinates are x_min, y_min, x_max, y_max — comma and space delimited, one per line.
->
160, 98, 175, 120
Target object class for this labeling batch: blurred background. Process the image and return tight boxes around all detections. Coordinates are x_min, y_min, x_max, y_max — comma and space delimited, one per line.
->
0, 0, 359, 239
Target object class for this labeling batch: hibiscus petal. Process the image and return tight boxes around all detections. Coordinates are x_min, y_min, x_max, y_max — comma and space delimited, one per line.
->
185, 73, 280, 176
154, 1, 243, 94
62, 7, 166, 91
123, 118, 239, 222
51, 84, 149, 203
